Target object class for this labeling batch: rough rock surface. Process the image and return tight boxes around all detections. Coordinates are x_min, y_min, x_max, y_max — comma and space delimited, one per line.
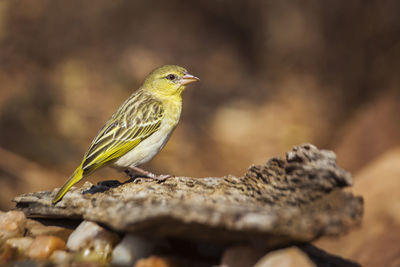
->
14, 144, 363, 248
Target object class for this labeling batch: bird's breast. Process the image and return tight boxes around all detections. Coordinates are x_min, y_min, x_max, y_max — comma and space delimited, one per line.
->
113, 99, 182, 168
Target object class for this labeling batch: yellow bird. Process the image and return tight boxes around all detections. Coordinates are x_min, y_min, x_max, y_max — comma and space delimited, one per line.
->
53, 65, 199, 203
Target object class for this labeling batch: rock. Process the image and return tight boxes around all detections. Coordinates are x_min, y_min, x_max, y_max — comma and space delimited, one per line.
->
221, 244, 361, 267
0, 242, 15, 264
25, 235, 66, 260
0, 211, 26, 247
134, 256, 175, 267
315, 147, 400, 266
14, 144, 363, 248
334, 92, 400, 172
25, 219, 73, 242
254, 247, 316, 267
67, 220, 119, 264
70, 262, 104, 267
300, 244, 361, 267
3, 237, 34, 260
49, 250, 73, 266
111, 234, 157, 266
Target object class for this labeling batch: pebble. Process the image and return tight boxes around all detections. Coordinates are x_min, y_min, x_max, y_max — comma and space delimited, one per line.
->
254, 246, 316, 267
135, 256, 174, 267
5, 237, 33, 255
26, 235, 66, 260
25, 219, 73, 242
67, 220, 119, 263
50, 249, 73, 266
111, 234, 155, 266
0, 211, 26, 247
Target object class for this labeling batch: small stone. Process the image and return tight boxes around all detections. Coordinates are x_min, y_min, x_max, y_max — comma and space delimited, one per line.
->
254, 247, 316, 267
4, 237, 34, 259
0, 243, 15, 264
0, 211, 26, 246
49, 249, 73, 265
67, 220, 119, 264
111, 234, 156, 266
25, 219, 73, 242
135, 256, 174, 267
26, 235, 66, 260
72, 262, 104, 267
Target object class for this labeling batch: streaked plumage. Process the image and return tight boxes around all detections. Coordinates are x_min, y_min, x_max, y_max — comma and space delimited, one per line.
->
53, 65, 199, 203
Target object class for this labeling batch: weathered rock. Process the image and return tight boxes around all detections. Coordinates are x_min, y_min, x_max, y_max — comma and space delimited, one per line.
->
14, 144, 363, 248
315, 147, 400, 266
0, 211, 26, 247
25, 235, 66, 260
67, 220, 119, 264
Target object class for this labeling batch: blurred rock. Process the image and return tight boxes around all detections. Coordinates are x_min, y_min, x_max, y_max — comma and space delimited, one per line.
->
254, 247, 315, 267
15, 144, 362, 248
111, 234, 156, 267
220, 245, 360, 267
210, 80, 330, 175
25, 219, 72, 242
4, 237, 34, 258
49, 249, 73, 266
0, 210, 26, 247
71, 262, 104, 267
221, 246, 267, 267
335, 92, 400, 172
0, 243, 15, 264
25, 235, 66, 260
135, 256, 175, 267
300, 244, 361, 267
67, 220, 119, 264
315, 147, 400, 266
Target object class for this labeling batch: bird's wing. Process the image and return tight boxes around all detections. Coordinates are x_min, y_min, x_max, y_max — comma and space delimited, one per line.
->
80, 97, 164, 175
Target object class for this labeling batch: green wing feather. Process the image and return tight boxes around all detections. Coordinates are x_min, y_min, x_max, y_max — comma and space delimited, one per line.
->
53, 92, 164, 203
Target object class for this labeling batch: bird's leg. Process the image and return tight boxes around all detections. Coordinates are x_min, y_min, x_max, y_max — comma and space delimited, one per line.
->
124, 169, 141, 181
126, 166, 172, 182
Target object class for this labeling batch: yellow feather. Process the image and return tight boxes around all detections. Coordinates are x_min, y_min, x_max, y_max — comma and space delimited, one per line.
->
52, 166, 84, 203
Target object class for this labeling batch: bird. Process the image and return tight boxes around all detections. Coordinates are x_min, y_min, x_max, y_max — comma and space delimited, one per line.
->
52, 65, 199, 204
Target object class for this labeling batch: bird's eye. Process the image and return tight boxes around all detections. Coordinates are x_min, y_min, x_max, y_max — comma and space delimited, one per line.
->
166, 74, 176, 80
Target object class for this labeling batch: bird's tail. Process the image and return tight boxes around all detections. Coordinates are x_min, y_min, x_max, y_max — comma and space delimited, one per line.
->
52, 166, 84, 204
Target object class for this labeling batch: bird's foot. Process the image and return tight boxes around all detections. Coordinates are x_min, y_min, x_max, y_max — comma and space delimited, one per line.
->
125, 167, 172, 182
145, 173, 172, 182
124, 169, 141, 180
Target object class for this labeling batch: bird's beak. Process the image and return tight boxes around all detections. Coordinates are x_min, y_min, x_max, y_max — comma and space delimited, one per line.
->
180, 72, 200, 85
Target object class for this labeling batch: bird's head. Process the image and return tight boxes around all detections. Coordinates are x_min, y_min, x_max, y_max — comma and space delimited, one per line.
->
143, 65, 199, 97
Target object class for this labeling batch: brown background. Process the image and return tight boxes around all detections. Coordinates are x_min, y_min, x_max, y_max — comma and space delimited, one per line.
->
0, 1, 399, 266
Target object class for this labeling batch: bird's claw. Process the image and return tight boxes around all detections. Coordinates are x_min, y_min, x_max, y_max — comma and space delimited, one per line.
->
147, 173, 172, 182
124, 168, 172, 183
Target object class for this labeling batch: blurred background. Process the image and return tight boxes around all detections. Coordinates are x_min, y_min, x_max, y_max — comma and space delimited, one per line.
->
0, 1, 399, 266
